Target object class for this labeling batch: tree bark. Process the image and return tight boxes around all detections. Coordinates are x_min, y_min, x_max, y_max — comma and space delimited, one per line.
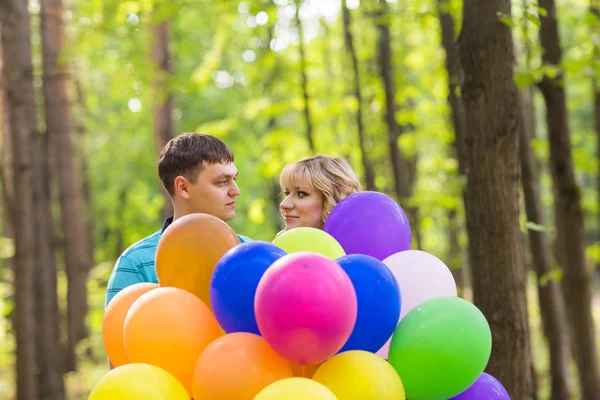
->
151, 21, 175, 221
375, 0, 421, 247
458, 0, 534, 398
33, 130, 65, 400
448, 208, 466, 294
592, 0, 600, 284
40, 0, 93, 373
73, 78, 95, 263
438, 0, 469, 291
342, 0, 376, 190
294, 2, 315, 153
537, 0, 600, 397
0, 38, 16, 333
0, 1, 40, 397
519, 88, 571, 400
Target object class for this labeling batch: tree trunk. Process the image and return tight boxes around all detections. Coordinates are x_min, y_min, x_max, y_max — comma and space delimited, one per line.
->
458, 0, 534, 398
592, 0, 600, 284
0, 47, 14, 225
73, 78, 95, 262
40, 0, 92, 373
342, 0, 376, 190
537, 0, 600, 397
0, 41, 16, 333
151, 21, 175, 221
33, 131, 65, 400
438, 0, 470, 290
519, 88, 571, 400
0, 1, 40, 397
448, 208, 466, 294
294, 2, 315, 153
375, 0, 421, 247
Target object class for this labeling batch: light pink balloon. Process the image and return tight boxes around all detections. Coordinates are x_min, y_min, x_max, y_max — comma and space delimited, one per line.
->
254, 251, 358, 365
376, 250, 457, 358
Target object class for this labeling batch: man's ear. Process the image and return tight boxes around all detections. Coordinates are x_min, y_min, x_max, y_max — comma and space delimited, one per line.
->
174, 176, 190, 199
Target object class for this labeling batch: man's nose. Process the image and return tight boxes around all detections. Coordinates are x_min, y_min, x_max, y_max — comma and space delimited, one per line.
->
230, 180, 241, 196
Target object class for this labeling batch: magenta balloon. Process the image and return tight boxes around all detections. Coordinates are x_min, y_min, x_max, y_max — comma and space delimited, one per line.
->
324, 191, 412, 260
254, 252, 357, 365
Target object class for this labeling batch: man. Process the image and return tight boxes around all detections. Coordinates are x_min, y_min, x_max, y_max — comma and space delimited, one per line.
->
105, 133, 251, 308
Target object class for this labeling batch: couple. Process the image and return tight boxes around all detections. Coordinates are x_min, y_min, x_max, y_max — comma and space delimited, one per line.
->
104, 133, 361, 307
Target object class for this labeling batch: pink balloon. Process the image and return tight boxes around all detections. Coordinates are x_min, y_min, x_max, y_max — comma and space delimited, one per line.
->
376, 250, 457, 359
254, 251, 357, 365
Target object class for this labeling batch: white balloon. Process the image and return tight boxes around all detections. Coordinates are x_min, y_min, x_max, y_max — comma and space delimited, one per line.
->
375, 250, 457, 359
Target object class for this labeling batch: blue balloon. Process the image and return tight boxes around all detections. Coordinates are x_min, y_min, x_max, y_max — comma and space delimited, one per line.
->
210, 241, 287, 334
336, 254, 401, 353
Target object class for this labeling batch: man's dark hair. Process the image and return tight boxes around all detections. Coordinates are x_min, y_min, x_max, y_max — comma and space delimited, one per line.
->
158, 133, 234, 196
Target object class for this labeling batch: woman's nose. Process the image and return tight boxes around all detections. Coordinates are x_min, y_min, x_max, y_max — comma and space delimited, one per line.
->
280, 196, 293, 210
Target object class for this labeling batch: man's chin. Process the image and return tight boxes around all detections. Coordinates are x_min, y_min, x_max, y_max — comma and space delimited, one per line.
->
221, 211, 235, 222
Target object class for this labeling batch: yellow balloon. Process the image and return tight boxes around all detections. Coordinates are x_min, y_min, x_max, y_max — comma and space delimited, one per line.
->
272, 227, 345, 260
88, 363, 189, 400
313, 350, 405, 400
253, 377, 338, 400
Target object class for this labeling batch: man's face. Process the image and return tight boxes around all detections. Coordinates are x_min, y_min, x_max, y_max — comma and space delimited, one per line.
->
178, 162, 240, 222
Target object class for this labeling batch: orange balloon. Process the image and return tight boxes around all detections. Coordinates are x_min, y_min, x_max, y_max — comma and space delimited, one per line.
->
155, 213, 240, 306
123, 287, 222, 396
102, 282, 159, 367
289, 362, 322, 379
193, 332, 293, 400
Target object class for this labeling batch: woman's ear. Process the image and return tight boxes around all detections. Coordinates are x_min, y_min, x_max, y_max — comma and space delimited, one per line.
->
173, 176, 190, 200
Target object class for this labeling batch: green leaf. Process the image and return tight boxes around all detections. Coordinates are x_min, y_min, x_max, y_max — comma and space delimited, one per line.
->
539, 268, 563, 287
527, 12, 541, 28
525, 221, 546, 232
497, 12, 515, 27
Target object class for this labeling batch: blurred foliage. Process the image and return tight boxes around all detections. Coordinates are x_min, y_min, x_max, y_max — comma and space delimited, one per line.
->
0, 0, 599, 398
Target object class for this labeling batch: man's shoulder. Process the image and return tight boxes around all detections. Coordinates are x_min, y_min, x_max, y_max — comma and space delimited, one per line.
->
119, 229, 162, 262
237, 234, 253, 243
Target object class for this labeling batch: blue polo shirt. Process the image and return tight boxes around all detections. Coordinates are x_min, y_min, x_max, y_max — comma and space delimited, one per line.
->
105, 217, 251, 308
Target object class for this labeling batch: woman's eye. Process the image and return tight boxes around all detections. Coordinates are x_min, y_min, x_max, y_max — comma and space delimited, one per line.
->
298, 191, 308, 197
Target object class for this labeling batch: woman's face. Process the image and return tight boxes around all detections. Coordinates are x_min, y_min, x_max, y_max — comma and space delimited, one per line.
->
279, 182, 324, 231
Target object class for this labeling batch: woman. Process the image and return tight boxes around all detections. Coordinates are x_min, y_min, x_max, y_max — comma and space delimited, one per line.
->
279, 155, 361, 231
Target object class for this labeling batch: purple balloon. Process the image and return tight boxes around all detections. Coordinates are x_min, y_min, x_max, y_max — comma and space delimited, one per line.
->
324, 191, 411, 260
449, 373, 510, 400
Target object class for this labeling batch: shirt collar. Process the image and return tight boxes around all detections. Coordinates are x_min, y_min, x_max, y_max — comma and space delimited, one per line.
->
161, 216, 173, 233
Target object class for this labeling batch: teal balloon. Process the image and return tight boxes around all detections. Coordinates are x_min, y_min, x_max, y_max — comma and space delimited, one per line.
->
388, 296, 492, 400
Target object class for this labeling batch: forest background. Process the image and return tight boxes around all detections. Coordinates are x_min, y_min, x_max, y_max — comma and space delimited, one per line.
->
0, 0, 599, 399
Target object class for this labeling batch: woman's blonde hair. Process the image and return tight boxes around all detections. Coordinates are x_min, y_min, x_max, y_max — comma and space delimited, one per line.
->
279, 155, 362, 222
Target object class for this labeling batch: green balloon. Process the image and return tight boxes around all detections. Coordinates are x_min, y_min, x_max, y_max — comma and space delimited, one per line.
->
272, 227, 346, 260
388, 296, 492, 400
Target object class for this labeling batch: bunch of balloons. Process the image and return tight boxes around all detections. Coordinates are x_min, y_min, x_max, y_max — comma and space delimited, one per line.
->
93, 191, 509, 400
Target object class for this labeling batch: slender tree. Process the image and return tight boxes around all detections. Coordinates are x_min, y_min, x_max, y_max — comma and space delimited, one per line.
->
0, 1, 40, 397
295, 1, 315, 153
342, 0, 376, 190
40, 0, 93, 372
519, 88, 571, 400
537, 0, 600, 396
151, 19, 175, 220
458, 0, 534, 397
437, 0, 469, 292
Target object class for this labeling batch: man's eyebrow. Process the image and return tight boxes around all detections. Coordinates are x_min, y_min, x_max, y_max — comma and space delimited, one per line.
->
215, 172, 238, 179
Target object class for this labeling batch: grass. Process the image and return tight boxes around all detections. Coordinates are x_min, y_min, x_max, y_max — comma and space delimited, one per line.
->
0, 273, 598, 399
